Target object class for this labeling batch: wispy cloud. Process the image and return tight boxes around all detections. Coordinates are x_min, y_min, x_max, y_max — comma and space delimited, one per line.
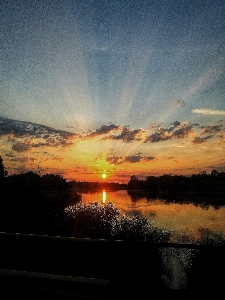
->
172, 98, 186, 107
9, 156, 35, 163
192, 109, 225, 116
189, 65, 222, 95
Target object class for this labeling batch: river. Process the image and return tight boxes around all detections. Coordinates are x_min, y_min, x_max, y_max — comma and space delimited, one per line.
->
78, 189, 225, 240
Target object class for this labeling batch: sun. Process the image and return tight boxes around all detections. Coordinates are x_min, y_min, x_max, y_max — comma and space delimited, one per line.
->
102, 173, 107, 179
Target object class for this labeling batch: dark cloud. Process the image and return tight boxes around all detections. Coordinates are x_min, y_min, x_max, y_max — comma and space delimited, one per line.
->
43, 134, 51, 139
171, 121, 181, 128
104, 127, 146, 142
0, 117, 76, 139
0, 117, 77, 149
145, 127, 171, 143
84, 124, 147, 142
106, 154, 155, 165
146, 122, 193, 143
85, 124, 121, 138
2, 117, 220, 152
124, 155, 154, 163
35, 136, 74, 148
172, 124, 193, 139
149, 123, 161, 129
192, 136, 212, 144
123, 155, 141, 163
200, 125, 223, 135
12, 142, 31, 152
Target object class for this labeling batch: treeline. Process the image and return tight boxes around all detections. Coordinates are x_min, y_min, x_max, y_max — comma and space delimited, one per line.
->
67, 180, 127, 190
0, 169, 81, 236
127, 170, 225, 194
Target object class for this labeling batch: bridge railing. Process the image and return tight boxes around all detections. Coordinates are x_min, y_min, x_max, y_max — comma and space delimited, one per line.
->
0, 232, 224, 299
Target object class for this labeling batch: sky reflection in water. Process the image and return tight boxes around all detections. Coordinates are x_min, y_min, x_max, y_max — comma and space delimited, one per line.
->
79, 189, 225, 239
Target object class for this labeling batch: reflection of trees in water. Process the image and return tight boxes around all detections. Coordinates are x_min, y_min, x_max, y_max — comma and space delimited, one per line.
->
127, 190, 225, 209
127, 171, 225, 208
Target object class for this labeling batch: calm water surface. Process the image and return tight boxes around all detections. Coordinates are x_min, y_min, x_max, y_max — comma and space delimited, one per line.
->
79, 189, 225, 239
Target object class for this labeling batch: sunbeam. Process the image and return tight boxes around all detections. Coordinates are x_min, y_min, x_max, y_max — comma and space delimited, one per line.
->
1, 0, 225, 182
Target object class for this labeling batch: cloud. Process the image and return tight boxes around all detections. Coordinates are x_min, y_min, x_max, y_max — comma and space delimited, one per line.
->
106, 154, 155, 165
104, 127, 146, 142
13, 165, 29, 173
200, 125, 223, 135
32, 136, 74, 148
192, 109, 225, 116
192, 136, 212, 144
12, 142, 31, 152
170, 121, 181, 128
84, 124, 147, 142
145, 127, 171, 143
149, 123, 161, 129
172, 124, 193, 139
84, 124, 121, 138
0, 117, 77, 139
189, 65, 222, 95
0, 117, 77, 149
145, 121, 193, 143
5, 152, 16, 158
191, 124, 223, 144
9, 156, 34, 163
106, 156, 123, 165
124, 155, 155, 163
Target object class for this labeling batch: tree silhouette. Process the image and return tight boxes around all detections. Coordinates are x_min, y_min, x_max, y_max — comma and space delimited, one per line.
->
0, 156, 8, 179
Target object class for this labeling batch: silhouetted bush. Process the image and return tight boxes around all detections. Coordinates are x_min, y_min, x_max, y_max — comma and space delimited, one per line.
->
65, 202, 172, 242
65, 202, 120, 239
199, 231, 225, 246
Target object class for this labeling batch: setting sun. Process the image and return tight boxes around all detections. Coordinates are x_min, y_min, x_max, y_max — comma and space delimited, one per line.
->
102, 173, 107, 179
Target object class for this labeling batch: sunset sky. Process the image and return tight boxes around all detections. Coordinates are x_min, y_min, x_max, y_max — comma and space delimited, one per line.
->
1, 0, 225, 183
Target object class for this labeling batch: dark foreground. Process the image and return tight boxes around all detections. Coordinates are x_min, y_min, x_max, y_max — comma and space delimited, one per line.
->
0, 232, 224, 299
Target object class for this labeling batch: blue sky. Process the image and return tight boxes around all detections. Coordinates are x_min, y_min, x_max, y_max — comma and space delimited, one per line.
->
1, 0, 225, 182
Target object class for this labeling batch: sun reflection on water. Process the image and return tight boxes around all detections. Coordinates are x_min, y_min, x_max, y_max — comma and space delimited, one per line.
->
102, 190, 107, 204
